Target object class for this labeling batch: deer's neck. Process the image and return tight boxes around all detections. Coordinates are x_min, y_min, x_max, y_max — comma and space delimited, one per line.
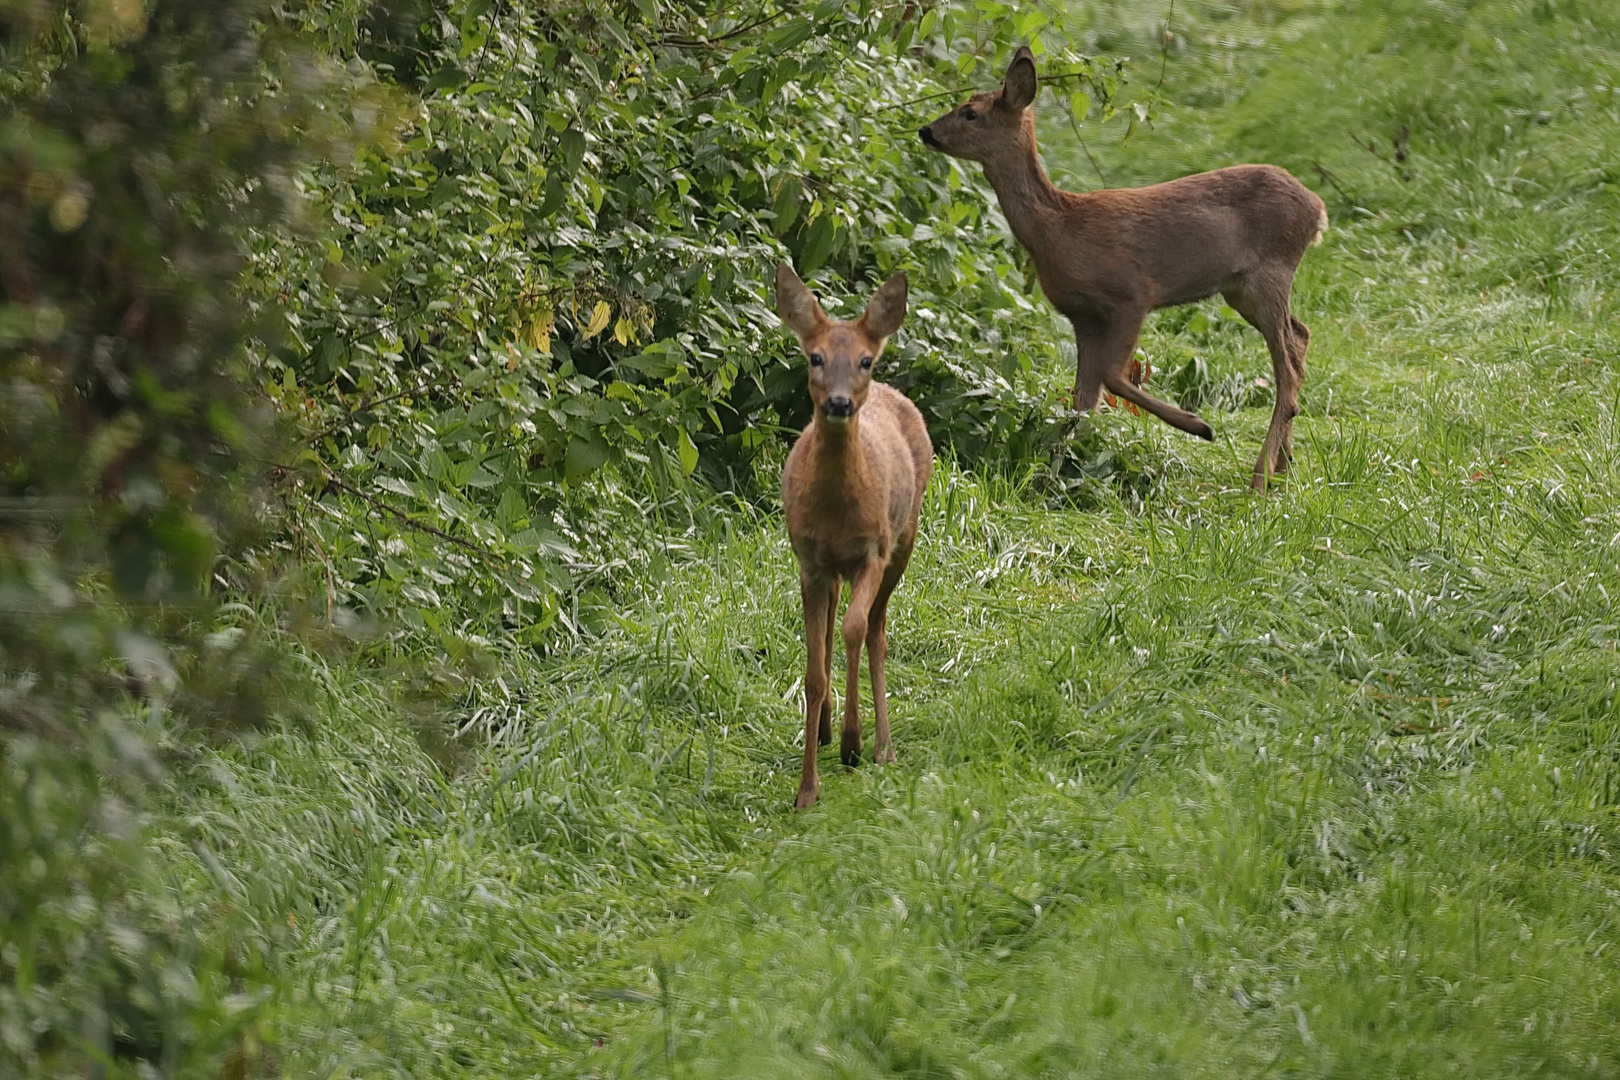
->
981, 144, 1068, 256
805, 418, 871, 506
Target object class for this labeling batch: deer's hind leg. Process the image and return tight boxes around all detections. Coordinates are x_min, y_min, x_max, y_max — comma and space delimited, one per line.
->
1070, 313, 1107, 413
866, 547, 912, 766
1278, 315, 1311, 471
1224, 276, 1303, 491
840, 559, 887, 768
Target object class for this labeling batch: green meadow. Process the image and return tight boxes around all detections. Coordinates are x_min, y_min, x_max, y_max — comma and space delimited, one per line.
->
53, 0, 1620, 1075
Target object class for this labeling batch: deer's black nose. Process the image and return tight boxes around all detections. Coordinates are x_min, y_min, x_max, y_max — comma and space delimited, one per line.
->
823, 396, 854, 419
919, 126, 940, 148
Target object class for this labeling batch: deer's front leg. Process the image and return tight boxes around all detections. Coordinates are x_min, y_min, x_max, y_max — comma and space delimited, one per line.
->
819, 579, 838, 746
797, 573, 835, 810
839, 558, 886, 768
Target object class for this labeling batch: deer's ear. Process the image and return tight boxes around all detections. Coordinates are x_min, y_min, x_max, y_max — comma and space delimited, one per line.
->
859, 272, 907, 341
775, 263, 826, 340
1000, 46, 1037, 111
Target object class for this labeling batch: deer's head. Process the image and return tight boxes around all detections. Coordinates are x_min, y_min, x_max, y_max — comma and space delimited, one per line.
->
775, 264, 907, 428
918, 45, 1038, 164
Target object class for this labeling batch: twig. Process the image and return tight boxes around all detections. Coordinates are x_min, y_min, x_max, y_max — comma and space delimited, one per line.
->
306, 377, 455, 445
1156, 0, 1175, 91
467, 0, 502, 84
658, 8, 784, 49
881, 69, 1098, 114
1064, 103, 1109, 188
291, 521, 337, 626
1312, 162, 1351, 203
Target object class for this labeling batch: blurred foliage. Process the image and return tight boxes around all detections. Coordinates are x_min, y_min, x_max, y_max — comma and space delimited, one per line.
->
0, 0, 376, 1073
250, 0, 1149, 661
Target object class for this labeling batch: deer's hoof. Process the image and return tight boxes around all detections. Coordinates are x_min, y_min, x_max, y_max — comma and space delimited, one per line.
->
840, 730, 862, 768
1194, 420, 1215, 442
794, 783, 819, 811
874, 745, 896, 765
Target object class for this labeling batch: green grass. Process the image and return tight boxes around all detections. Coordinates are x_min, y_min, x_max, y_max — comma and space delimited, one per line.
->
164, 0, 1620, 1075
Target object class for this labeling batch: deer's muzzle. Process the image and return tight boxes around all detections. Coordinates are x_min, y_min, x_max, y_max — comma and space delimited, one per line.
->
822, 396, 855, 421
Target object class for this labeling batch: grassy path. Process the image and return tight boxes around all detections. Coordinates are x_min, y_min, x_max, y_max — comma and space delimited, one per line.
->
178, 1, 1620, 1075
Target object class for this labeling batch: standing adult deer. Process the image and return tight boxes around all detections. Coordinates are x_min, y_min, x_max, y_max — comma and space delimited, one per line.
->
919, 46, 1327, 490
777, 264, 932, 811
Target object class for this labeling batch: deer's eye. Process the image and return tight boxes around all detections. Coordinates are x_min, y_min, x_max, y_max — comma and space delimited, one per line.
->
961, 106, 978, 121
860, 356, 874, 370
809, 353, 824, 367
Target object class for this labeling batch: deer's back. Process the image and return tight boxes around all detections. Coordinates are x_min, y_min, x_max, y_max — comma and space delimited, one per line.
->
1048, 164, 1326, 311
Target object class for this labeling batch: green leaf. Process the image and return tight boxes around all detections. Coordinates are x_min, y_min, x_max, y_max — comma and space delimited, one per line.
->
620, 340, 684, 380
555, 128, 586, 177
424, 63, 467, 93
564, 429, 610, 483
536, 170, 567, 220
772, 175, 802, 237
676, 426, 699, 477
799, 215, 838, 273
768, 18, 815, 52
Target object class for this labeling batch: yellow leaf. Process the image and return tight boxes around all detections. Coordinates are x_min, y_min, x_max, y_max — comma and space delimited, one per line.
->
583, 300, 612, 338
612, 316, 635, 347
525, 303, 554, 355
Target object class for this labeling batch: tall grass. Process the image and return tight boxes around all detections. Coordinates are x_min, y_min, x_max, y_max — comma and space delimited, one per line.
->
154, 0, 1620, 1075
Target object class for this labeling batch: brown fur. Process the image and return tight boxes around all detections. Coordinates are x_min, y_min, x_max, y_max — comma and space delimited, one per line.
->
920, 46, 1328, 490
776, 264, 933, 811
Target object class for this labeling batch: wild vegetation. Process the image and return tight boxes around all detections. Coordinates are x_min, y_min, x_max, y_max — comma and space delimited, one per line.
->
3, 0, 1619, 1076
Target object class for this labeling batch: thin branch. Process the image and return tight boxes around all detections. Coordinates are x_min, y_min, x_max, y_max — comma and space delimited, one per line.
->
310, 470, 508, 566
1037, 71, 1097, 86
881, 86, 966, 113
